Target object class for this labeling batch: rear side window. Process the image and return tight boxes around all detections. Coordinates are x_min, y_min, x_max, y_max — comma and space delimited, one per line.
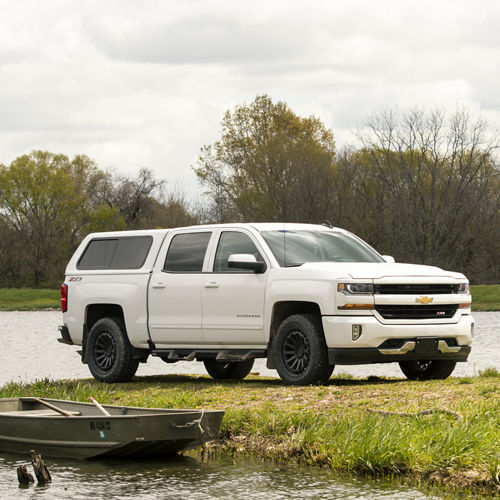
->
77, 236, 153, 270
164, 232, 211, 272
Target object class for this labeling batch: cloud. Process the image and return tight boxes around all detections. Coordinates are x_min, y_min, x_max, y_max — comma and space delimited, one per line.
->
0, 0, 500, 198
88, 13, 312, 65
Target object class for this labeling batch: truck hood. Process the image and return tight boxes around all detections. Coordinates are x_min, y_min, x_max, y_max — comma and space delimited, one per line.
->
300, 262, 465, 280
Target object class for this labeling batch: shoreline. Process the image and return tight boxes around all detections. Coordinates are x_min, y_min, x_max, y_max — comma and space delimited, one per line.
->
1, 373, 499, 496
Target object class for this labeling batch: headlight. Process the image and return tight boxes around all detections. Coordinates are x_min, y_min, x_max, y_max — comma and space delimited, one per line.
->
338, 283, 374, 295
459, 282, 470, 294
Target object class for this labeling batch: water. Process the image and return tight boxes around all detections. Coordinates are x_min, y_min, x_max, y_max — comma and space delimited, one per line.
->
0, 311, 497, 385
0, 453, 440, 499
0, 311, 497, 498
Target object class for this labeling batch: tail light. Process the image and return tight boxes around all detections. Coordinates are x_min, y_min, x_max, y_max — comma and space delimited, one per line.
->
61, 283, 68, 312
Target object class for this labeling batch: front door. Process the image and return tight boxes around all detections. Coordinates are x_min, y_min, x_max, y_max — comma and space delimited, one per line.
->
202, 230, 268, 346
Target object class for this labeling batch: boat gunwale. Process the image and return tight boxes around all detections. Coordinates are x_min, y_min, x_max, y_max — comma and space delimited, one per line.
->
0, 397, 224, 418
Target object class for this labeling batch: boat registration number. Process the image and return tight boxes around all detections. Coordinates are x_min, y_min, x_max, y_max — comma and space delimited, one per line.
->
89, 421, 111, 431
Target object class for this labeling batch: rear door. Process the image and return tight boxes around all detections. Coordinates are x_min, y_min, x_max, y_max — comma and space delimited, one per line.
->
148, 230, 213, 346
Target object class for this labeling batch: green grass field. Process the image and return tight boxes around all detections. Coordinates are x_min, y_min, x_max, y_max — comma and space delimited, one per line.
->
470, 284, 500, 311
1, 371, 499, 496
0, 288, 60, 311
1, 285, 499, 311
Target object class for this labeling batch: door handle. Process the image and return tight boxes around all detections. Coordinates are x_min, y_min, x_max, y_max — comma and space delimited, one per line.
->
204, 282, 220, 289
152, 282, 166, 289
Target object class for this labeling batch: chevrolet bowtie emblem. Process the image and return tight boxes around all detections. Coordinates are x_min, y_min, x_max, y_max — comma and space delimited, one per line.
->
416, 296, 433, 305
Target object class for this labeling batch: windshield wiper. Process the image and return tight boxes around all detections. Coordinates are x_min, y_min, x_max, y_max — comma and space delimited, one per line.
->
285, 263, 303, 267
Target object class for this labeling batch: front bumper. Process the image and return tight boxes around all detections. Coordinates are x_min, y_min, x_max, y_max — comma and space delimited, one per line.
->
322, 313, 474, 348
328, 343, 471, 365
322, 313, 473, 364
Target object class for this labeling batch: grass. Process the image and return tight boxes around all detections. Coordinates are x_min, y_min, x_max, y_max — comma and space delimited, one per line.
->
0, 288, 60, 311
0, 285, 499, 311
1, 372, 499, 496
470, 285, 500, 311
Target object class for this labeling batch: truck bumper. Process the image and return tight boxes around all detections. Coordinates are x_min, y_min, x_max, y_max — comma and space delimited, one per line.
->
322, 314, 473, 364
57, 324, 74, 345
328, 344, 471, 365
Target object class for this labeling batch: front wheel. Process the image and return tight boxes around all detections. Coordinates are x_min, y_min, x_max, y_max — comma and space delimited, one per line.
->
203, 358, 255, 380
399, 360, 457, 380
87, 317, 139, 383
273, 314, 333, 385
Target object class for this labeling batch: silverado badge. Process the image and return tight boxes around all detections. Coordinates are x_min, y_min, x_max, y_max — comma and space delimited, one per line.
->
416, 296, 433, 305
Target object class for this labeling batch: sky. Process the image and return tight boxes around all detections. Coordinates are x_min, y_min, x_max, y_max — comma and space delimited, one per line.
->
1, 0, 499, 198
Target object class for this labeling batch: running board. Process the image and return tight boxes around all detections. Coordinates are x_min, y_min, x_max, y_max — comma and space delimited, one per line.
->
151, 349, 267, 363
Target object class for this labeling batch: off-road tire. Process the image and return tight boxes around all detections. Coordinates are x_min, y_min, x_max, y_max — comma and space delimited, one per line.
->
87, 317, 139, 383
399, 360, 457, 380
203, 358, 255, 380
273, 314, 334, 385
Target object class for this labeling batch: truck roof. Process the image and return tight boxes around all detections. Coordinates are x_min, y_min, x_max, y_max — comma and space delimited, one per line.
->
85, 223, 347, 239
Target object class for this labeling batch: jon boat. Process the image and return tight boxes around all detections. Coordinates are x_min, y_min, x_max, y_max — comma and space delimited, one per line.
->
0, 397, 224, 459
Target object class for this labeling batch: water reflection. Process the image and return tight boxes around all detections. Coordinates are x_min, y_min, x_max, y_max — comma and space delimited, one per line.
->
0, 452, 439, 499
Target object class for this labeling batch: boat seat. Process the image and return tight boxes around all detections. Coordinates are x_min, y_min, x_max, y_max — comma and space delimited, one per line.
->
0, 409, 81, 416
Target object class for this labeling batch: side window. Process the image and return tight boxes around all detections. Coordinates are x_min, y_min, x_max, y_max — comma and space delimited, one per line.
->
77, 236, 152, 270
111, 237, 153, 269
213, 231, 264, 272
78, 239, 117, 269
164, 232, 211, 272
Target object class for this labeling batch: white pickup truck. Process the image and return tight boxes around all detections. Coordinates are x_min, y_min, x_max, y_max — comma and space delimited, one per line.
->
59, 223, 473, 385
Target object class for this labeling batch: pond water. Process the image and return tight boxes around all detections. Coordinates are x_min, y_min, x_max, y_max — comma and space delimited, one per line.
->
0, 452, 440, 499
0, 311, 497, 385
0, 311, 497, 499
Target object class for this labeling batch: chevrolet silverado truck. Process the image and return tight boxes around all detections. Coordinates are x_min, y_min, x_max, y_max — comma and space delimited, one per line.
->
58, 223, 473, 385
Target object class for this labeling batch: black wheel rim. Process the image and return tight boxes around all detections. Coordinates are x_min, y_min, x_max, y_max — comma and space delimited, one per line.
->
282, 329, 310, 374
94, 331, 116, 372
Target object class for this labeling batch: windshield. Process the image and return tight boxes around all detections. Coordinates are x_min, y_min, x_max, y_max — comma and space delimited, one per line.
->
261, 230, 384, 266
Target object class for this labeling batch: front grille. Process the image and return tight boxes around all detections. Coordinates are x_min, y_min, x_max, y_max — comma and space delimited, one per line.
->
374, 284, 459, 295
375, 304, 458, 320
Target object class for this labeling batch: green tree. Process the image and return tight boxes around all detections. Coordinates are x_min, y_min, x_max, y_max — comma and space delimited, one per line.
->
194, 95, 337, 223
0, 151, 124, 286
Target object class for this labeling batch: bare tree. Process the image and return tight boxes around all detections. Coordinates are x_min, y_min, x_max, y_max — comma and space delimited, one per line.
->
354, 109, 500, 275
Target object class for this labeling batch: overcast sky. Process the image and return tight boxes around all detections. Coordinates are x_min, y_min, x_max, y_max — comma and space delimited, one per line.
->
1, 0, 499, 197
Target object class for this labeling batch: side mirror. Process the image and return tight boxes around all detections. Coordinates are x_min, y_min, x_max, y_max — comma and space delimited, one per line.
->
382, 255, 395, 263
228, 254, 266, 273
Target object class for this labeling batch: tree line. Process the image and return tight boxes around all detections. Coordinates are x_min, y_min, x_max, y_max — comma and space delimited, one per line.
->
1, 95, 499, 287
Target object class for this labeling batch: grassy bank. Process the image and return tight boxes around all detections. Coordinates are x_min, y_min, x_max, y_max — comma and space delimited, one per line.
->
471, 285, 500, 311
1, 372, 499, 496
0, 288, 59, 311
0, 285, 499, 311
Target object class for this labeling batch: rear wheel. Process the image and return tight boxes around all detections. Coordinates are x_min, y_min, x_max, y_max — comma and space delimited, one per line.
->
203, 358, 255, 380
87, 317, 139, 383
273, 314, 333, 385
399, 360, 457, 380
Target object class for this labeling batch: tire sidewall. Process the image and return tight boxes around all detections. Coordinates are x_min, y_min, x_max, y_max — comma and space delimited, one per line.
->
273, 314, 330, 385
87, 317, 138, 383
203, 359, 254, 380
399, 360, 456, 380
